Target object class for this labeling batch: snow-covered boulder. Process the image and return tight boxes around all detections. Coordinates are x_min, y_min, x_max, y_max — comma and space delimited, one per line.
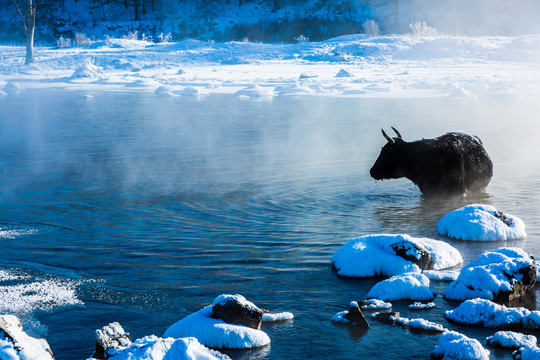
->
443, 248, 537, 304
331, 301, 370, 328
513, 346, 540, 360
106, 336, 230, 360
437, 204, 526, 241
71, 60, 104, 79
331, 234, 462, 278
211, 294, 264, 329
0, 315, 55, 360
367, 273, 436, 301
445, 298, 540, 330
431, 330, 490, 360
359, 299, 392, 310
395, 317, 445, 332
164, 294, 292, 349
424, 270, 459, 281
92, 322, 131, 359
336, 69, 353, 77
486, 331, 537, 349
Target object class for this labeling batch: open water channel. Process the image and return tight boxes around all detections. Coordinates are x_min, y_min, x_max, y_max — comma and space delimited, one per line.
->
0, 90, 539, 359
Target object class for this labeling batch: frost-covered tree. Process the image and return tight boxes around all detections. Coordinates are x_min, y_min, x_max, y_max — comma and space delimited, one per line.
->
12, 0, 36, 64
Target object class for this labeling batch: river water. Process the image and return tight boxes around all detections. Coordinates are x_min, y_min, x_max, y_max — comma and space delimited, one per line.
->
0, 90, 539, 359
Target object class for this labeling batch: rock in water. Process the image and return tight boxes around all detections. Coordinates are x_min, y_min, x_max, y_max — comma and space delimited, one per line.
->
343, 303, 370, 328
92, 322, 132, 359
390, 240, 434, 270
0, 315, 55, 359
211, 294, 263, 330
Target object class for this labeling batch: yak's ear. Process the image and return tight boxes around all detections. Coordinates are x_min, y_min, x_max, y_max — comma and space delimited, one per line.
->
382, 129, 395, 144
391, 127, 402, 140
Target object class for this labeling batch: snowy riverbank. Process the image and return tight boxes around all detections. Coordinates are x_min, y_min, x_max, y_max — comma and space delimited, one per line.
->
1, 34, 540, 99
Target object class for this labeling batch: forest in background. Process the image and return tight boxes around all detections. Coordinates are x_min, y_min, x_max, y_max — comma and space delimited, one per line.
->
2, 0, 540, 45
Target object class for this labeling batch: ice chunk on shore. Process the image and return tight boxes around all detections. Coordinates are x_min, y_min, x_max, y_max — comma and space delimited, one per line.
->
437, 204, 526, 241
0, 315, 54, 360
367, 273, 436, 301
443, 247, 536, 301
431, 330, 490, 360
164, 305, 270, 349
108, 336, 230, 360
486, 331, 537, 349
445, 298, 540, 329
331, 234, 462, 278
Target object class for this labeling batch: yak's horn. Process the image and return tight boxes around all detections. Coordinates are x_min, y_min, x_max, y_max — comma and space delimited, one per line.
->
382, 129, 395, 144
391, 127, 402, 140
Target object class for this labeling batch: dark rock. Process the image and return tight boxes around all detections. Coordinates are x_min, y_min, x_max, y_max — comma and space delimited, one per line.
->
492, 261, 537, 307
372, 312, 400, 323
343, 303, 370, 328
212, 295, 263, 330
391, 240, 434, 270
92, 322, 131, 360
492, 211, 513, 227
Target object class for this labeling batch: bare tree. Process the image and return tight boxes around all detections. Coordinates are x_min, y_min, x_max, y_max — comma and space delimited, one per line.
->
13, 0, 36, 64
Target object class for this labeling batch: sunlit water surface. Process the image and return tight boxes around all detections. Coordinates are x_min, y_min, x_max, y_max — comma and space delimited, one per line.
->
0, 90, 539, 359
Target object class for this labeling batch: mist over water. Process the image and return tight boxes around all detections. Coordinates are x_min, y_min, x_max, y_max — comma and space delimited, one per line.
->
0, 90, 539, 359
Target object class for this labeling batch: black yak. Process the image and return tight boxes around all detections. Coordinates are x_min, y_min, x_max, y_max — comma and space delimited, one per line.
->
370, 128, 493, 197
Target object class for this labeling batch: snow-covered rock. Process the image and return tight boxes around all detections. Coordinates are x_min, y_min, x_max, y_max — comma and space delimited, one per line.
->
395, 317, 445, 332
261, 312, 294, 322
336, 69, 353, 77
71, 60, 104, 78
164, 305, 270, 349
92, 322, 131, 359
212, 294, 263, 329
443, 247, 537, 303
106, 336, 230, 360
431, 330, 490, 360
0, 315, 55, 360
331, 234, 462, 278
164, 294, 292, 349
486, 331, 537, 349
513, 346, 540, 360
367, 273, 436, 301
331, 301, 370, 328
360, 299, 392, 310
424, 270, 459, 281
445, 298, 540, 329
437, 204, 526, 241
409, 302, 435, 310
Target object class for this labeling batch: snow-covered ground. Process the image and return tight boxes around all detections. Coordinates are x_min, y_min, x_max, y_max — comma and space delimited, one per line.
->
1, 34, 540, 100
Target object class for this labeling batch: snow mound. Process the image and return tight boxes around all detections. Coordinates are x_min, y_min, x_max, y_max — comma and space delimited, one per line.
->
336, 69, 353, 77
486, 331, 537, 349
437, 204, 526, 241
396, 317, 445, 332
361, 299, 392, 310
175, 87, 209, 96
154, 85, 179, 97
409, 302, 435, 310
0, 315, 54, 360
234, 85, 274, 97
71, 60, 104, 78
431, 330, 490, 360
367, 273, 436, 301
108, 336, 230, 360
443, 247, 536, 301
331, 234, 462, 278
445, 298, 540, 329
514, 347, 540, 360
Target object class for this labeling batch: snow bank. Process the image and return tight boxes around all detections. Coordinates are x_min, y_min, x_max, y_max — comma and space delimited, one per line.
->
367, 273, 436, 301
0, 315, 54, 360
164, 305, 270, 349
431, 330, 490, 360
331, 234, 462, 278
486, 331, 537, 349
437, 204, 526, 241
108, 336, 230, 360
445, 298, 540, 329
443, 247, 536, 301
409, 302, 435, 310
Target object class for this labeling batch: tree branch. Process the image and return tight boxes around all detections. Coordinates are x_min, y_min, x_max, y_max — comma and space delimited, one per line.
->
12, 0, 28, 35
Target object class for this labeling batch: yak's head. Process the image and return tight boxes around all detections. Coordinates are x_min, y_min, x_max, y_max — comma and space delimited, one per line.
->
370, 127, 408, 180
